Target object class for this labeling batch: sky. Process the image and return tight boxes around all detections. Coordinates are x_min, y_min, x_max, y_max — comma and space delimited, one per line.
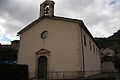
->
0, 0, 120, 44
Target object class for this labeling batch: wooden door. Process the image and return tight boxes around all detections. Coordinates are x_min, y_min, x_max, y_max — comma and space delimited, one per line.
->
38, 56, 47, 79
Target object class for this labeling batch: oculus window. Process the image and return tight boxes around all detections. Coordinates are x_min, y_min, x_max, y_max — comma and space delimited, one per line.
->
41, 31, 48, 39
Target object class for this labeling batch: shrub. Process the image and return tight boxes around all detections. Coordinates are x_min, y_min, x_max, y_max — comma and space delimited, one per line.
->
0, 63, 28, 80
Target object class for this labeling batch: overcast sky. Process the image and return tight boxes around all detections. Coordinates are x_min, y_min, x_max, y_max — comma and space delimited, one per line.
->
0, 0, 120, 44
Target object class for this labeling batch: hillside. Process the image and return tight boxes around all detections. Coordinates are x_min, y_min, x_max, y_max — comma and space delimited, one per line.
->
95, 30, 120, 50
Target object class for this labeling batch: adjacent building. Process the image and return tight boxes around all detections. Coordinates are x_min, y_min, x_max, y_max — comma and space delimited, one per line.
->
0, 40, 19, 50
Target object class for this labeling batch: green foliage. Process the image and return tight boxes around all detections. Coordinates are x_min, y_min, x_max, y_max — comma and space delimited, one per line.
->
112, 42, 120, 54
0, 63, 28, 80
0, 46, 18, 61
101, 55, 114, 62
95, 30, 120, 49
112, 55, 120, 72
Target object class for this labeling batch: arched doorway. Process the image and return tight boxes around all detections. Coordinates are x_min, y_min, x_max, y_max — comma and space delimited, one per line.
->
38, 56, 47, 79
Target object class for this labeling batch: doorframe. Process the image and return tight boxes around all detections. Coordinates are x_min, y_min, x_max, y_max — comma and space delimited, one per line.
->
35, 48, 50, 78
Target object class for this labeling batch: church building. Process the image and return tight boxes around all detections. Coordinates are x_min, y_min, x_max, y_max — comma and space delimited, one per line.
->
17, 0, 101, 79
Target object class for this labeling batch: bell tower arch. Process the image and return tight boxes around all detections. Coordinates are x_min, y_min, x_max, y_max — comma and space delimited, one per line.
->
40, 0, 55, 17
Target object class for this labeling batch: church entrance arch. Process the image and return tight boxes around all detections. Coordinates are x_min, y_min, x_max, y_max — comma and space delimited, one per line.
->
38, 56, 47, 79
36, 48, 50, 79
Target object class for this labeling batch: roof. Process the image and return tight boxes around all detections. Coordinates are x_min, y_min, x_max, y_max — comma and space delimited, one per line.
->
11, 40, 20, 43
17, 15, 99, 48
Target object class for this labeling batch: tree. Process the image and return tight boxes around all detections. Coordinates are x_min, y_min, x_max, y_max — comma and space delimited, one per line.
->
0, 47, 18, 61
111, 42, 120, 72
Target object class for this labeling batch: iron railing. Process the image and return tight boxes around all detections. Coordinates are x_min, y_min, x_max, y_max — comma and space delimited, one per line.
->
35, 71, 120, 80
44, 71, 84, 79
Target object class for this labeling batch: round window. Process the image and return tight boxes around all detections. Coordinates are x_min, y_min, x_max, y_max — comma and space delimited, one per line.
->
41, 31, 48, 39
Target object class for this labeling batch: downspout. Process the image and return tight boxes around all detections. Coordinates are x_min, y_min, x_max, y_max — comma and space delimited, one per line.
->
79, 23, 85, 77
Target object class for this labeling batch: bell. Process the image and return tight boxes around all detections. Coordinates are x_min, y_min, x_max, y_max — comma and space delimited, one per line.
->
44, 7, 49, 15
